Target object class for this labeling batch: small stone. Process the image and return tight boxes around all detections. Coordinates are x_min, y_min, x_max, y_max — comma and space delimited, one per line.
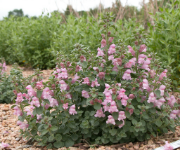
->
148, 140, 154, 145
134, 144, 139, 149
15, 138, 21, 141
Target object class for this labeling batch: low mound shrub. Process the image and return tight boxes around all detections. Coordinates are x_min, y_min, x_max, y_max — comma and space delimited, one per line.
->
12, 13, 179, 149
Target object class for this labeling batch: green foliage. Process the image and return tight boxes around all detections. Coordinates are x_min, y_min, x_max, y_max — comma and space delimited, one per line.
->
0, 65, 23, 103
147, 0, 180, 89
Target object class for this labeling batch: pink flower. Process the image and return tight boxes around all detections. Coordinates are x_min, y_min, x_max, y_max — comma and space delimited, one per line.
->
159, 85, 166, 96
113, 58, 122, 66
37, 114, 42, 120
170, 110, 180, 119
36, 80, 44, 90
16, 93, 24, 104
141, 58, 151, 71
129, 94, 135, 99
121, 98, 127, 106
24, 105, 35, 117
154, 97, 165, 109
69, 105, 77, 115
122, 69, 132, 80
82, 90, 90, 98
159, 69, 168, 80
147, 92, 156, 103
124, 58, 136, 68
97, 47, 105, 57
101, 39, 106, 48
163, 141, 173, 150
109, 101, 118, 113
106, 115, 116, 125
118, 88, 126, 98
94, 107, 105, 118
82, 77, 90, 85
127, 45, 135, 56
150, 70, 156, 78
138, 54, 147, 64
118, 111, 126, 121
80, 55, 86, 62
118, 120, 125, 128
108, 55, 114, 61
49, 98, 58, 107
42, 87, 53, 99
109, 37, 114, 43
19, 122, 29, 130
75, 65, 83, 72
167, 95, 176, 108
59, 68, 68, 79
13, 106, 23, 116
63, 103, 68, 110
143, 79, 149, 90
65, 93, 72, 99
112, 65, 118, 72
91, 78, 100, 87
98, 72, 105, 79
0, 142, 10, 149
139, 44, 147, 52
60, 80, 68, 91
71, 73, 80, 84
26, 85, 36, 97
129, 109, 134, 115
108, 44, 116, 55
31, 97, 40, 107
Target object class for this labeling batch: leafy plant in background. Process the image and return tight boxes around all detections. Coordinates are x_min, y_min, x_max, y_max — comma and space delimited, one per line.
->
0, 59, 43, 104
147, 0, 180, 90
12, 13, 179, 149
0, 62, 23, 103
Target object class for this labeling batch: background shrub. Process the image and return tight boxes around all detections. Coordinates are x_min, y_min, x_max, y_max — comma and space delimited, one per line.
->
147, 0, 180, 89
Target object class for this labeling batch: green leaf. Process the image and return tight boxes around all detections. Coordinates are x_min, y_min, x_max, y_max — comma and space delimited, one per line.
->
55, 134, 62, 141
81, 61, 88, 68
65, 138, 74, 147
155, 90, 161, 98
105, 74, 111, 80
132, 119, 137, 125
48, 135, 55, 142
164, 92, 169, 97
34, 106, 43, 115
46, 143, 53, 149
11, 105, 17, 109
109, 129, 117, 136
71, 134, 78, 141
43, 99, 50, 104
125, 111, 130, 118
163, 128, 168, 133
41, 129, 48, 135
130, 73, 138, 78
37, 90, 42, 98
155, 120, 162, 127
93, 103, 101, 110
115, 120, 123, 125
54, 141, 64, 148
51, 126, 58, 131
111, 71, 117, 75
112, 112, 119, 120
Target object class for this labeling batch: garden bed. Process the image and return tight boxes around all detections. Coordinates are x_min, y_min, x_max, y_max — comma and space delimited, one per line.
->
0, 66, 180, 150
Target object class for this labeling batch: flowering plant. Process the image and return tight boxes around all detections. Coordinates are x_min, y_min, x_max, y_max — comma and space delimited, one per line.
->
12, 13, 180, 149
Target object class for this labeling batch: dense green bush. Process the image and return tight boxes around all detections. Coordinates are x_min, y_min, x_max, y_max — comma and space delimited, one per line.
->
147, 0, 180, 89
0, 13, 62, 69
